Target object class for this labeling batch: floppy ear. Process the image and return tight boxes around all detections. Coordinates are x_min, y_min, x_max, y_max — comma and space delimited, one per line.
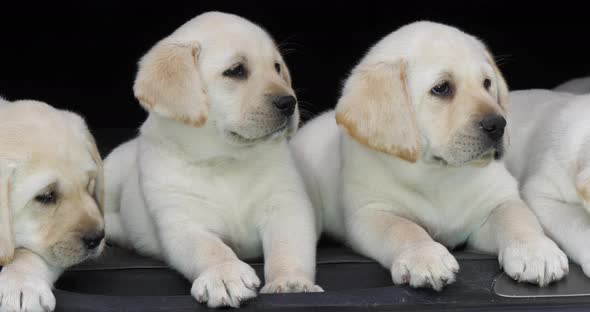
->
62, 112, 104, 214
133, 40, 208, 127
0, 161, 15, 265
335, 60, 420, 163
84, 132, 104, 215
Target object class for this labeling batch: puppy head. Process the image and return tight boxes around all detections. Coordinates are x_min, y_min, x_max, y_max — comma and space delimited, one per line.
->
0, 100, 104, 268
134, 12, 297, 145
336, 21, 509, 166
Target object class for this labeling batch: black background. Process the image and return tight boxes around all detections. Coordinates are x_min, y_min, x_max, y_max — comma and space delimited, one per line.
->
0, 1, 588, 130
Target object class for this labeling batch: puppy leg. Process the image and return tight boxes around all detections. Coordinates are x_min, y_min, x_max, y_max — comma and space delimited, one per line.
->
0, 162, 15, 265
158, 226, 260, 308
347, 205, 459, 291
523, 171, 590, 276
469, 199, 568, 286
525, 194, 590, 276
0, 248, 62, 312
104, 140, 137, 247
258, 197, 322, 293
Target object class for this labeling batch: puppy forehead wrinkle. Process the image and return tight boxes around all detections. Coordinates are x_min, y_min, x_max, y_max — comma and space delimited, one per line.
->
201, 36, 276, 67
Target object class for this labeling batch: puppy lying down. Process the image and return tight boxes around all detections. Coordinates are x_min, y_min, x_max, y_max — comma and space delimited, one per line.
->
554, 76, 590, 94
505, 84, 590, 276
0, 98, 104, 312
291, 21, 568, 291
104, 12, 321, 308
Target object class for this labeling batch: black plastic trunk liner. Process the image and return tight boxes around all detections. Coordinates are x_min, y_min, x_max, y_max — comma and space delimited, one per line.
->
50, 245, 590, 311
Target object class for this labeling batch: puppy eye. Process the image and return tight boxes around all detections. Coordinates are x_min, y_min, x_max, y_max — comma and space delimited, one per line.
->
483, 78, 492, 90
431, 81, 451, 96
274, 62, 281, 74
35, 190, 57, 205
223, 63, 247, 79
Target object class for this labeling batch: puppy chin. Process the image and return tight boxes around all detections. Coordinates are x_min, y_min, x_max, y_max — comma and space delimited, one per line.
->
468, 153, 495, 167
224, 120, 293, 146
430, 148, 495, 168
47, 241, 100, 268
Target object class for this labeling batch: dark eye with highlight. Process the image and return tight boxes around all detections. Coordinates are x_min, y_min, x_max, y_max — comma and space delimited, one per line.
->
431, 81, 451, 96
35, 190, 57, 205
483, 78, 492, 90
274, 62, 281, 74
223, 63, 247, 79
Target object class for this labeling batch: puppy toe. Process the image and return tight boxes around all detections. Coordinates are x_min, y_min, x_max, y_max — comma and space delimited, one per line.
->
392, 241, 457, 291
261, 275, 321, 294
501, 237, 568, 285
0, 275, 56, 312
192, 260, 259, 308
391, 262, 410, 285
443, 253, 460, 273
190, 280, 209, 303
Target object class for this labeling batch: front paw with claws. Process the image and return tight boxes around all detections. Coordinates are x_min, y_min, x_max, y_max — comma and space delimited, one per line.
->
390, 241, 459, 291
500, 236, 568, 286
261, 275, 323, 293
0, 270, 55, 312
191, 260, 260, 308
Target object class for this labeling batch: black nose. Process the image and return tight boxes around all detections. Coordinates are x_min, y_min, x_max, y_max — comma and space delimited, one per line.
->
82, 231, 105, 250
273, 95, 296, 117
480, 114, 506, 141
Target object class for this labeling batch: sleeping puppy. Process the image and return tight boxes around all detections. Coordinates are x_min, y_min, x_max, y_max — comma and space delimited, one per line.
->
0, 98, 104, 312
104, 12, 321, 308
505, 87, 590, 277
554, 76, 590, 94
290, 21, 568, 291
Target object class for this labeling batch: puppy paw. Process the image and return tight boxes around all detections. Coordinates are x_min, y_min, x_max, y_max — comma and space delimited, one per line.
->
0, 270, 55, 312
191, 260, 260, 308
580, 260, 590, 278
500, 236, 569, 286
261, 275, 323, 293
391, 241, 459, 291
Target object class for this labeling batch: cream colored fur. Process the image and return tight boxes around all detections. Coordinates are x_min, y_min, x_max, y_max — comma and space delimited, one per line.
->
0, 98, 104, 312
104, 12, 321, 308
291, 21, 568, 291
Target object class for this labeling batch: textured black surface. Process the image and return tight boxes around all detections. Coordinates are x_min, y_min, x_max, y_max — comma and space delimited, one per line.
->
53, 245, 590, 312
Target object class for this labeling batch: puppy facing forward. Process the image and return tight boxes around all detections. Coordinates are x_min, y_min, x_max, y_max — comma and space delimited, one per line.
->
0, 98, 104, 312
505, 85, 590, 277
290, 21, 568, 291
104, 12, 321, 308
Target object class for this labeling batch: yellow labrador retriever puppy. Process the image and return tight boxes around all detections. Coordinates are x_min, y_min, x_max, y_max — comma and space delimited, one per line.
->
104, 12, 321, 308
0, 98, 104, 312
290, 21, 568, 291
505, 85, 590, 276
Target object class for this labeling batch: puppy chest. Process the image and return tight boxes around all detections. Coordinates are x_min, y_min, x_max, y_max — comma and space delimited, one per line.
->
224, 225, 263, 259
396, 192, 494, 248
174, 179, 267, 257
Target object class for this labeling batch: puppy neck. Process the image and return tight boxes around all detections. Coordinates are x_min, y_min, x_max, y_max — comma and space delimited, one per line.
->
140, 113, 275, 162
